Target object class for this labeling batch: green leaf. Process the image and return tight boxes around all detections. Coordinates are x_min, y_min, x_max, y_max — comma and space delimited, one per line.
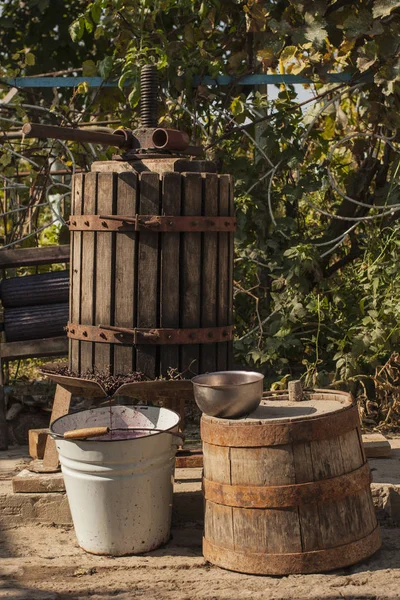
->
24, 52, 35, 66
304, 14, 327, 48
69, 17, 85, 42
98, 56, 114, 79
230, 96, 245, 116
128, 84, 140, 108
91, 2, 102, 24
0, 153, 12, 167
82, 60, 97, 76
279, 46, 297, 66
373, 0, 400, 19
342, 10, 373, 40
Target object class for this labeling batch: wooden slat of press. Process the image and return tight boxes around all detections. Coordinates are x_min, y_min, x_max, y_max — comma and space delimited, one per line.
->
228, 177, 234, 368
79, 172, 97, 372
180, 173, 202, 376
136, 172, 160, 378
113, 172, 138, 375
94, 172, 115, 372
160, 173, 182, 416
70, 174, 84, 372
160, 172, 181, 377
200, 173, 218, 373
217, 175, 230, 371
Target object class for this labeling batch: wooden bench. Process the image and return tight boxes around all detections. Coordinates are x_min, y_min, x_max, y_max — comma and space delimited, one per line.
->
0, 245, 70, 449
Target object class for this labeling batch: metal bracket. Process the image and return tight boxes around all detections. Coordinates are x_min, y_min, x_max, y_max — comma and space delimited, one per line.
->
66, 323, 233, 345
68, 214, 236, 232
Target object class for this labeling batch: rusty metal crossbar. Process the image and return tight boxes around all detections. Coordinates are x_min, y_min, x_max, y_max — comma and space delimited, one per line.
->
68, 214, 236, 232
66, 323, 233, 345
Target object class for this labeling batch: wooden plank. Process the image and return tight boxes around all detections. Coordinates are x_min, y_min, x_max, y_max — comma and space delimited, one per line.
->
28, 428, 48, 460
0, 337, 68, 360
0, 359, 7, 450
70, 174, 84, 372
160, 172, 182, 415
293, 442, 322, 552
43, 385, 72, 470
160, 172, 181, 378
204, 501, 234, 549
200, 173, 218, 374
230, 445, 295, 486
180, 173, 202, 376
217, 175, 230, 371
203, 442, 231, 484
0, 245, 70, 269
363, 433, 392, 458
229, 442, 301, 556
136, 172, 160, 378
228, 176, 234, 368
113, 172, 138, 375
79, 172, 97, 373
94, 172, 115, 372
339, 429, 364, 471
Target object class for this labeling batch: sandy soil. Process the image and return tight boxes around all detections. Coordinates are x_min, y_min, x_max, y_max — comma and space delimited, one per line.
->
1, 523, 400, 600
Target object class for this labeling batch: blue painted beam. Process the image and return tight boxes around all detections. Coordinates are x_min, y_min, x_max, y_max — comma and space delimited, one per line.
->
2, 73, 354, 89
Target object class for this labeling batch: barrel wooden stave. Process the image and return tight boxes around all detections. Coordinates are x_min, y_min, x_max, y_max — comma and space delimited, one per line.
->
202, 394, 380, 575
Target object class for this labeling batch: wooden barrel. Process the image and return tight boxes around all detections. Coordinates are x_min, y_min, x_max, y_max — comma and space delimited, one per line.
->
68, 160, 234, 380
201, 389, 381, 575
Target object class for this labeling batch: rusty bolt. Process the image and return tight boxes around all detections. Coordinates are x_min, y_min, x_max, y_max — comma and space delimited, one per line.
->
70, 329, 75, 335
84, 220, 90, 226
225, 221, 230, 227
72, 220, 77, 226
83, 330, 88, 337
222, 330, 228, 337
189, 333, 196, 340
168, 334, 172, 340
191, 221, 197, 227
208, 332, 213, 339
100, 332, 107, 340
168, 221, 173, 226
102, 221, 108, 228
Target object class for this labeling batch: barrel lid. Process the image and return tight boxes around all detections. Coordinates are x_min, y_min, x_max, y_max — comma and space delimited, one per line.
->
201, 390, 358, 446
202, 389, 354, 426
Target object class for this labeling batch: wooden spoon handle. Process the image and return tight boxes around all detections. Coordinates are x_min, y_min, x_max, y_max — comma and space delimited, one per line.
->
63, 426, 110, 439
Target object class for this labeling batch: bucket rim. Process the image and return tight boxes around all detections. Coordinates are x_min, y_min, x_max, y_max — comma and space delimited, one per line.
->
49, 404, 181, 443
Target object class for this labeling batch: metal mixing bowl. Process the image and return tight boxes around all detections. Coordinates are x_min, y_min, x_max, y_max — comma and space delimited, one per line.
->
192, 371, 264, 418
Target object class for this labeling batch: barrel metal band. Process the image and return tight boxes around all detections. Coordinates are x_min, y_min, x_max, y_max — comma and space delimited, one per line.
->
69, 214, 236, 232
66, 323, 233, 345
201, 403, 360, 446
203, 527, 381, 575
203, 462, 371, 509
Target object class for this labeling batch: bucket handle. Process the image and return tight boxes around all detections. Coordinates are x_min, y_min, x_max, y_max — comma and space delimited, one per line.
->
62, 426, 185, 441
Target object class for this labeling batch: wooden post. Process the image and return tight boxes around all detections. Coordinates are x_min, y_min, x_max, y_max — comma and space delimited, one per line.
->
288, 380, 303, 402
42, 385, 72, 470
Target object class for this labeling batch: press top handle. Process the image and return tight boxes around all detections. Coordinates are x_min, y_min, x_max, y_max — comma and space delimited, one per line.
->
288, 380, 303, 402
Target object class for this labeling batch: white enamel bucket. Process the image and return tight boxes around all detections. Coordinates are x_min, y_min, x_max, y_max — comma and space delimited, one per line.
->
50, 405, 180, 556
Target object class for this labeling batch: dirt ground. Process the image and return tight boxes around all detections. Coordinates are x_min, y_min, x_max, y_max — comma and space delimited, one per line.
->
1, 523, 400, 600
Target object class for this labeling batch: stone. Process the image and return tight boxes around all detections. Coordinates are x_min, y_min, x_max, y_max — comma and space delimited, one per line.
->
12, 469, 65, 493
